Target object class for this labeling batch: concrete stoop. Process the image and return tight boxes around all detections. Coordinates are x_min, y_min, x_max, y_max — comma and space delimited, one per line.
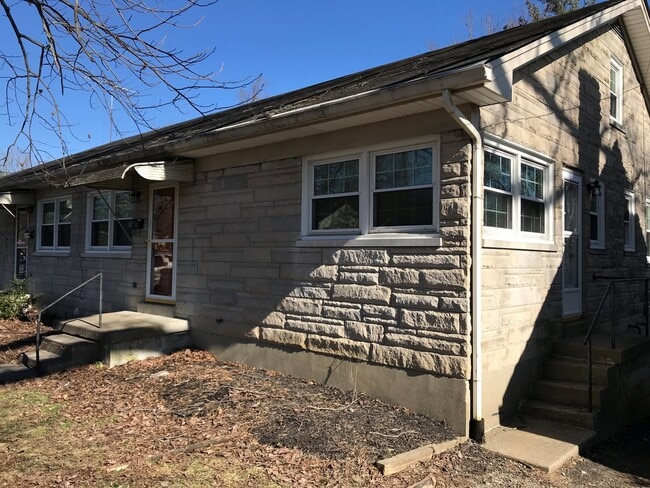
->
9, 311, 191, 378
484, 417, 595, 472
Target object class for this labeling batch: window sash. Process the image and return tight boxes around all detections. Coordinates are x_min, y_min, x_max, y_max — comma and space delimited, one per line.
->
304, 139, 438, 237
610, 59, 623, 123
483, 146, 550, 238
88, 191, 132, 250
624, 191, 635, 251
38, 198, 71, 250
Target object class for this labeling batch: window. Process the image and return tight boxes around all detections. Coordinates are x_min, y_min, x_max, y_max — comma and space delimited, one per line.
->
589, 183, 605, 249
37, 197, 71, 250
86, 191, 132, 251
624, 190, 635, 252
610, 58, 623, 124
303, 138, 439, 241
483, 138, 553, 242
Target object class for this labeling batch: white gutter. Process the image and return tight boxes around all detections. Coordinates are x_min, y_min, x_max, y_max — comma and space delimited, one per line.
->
441, 89, 484, 442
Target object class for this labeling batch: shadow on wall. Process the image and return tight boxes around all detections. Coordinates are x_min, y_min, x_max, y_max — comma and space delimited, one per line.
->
495, 50, 648, 425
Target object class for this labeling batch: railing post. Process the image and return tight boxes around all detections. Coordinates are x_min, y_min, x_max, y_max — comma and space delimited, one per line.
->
643, 278, 649, 337
587, 337, 594, 413
611, 283, 616, 349
35, 312, 41, 371
99, 273, 103, 329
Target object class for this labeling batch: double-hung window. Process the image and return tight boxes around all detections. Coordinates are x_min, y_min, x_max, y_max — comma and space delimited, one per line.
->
610, 58, 623, 124
86, 191, 132, 251
483, 137, 553, 244
303, 138, 439, 242
590, 183, 605, 249
37, 197, 72, 251
624, 190, 635, 252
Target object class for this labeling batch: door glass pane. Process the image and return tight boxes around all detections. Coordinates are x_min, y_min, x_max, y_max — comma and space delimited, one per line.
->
150, 242, 174, 297
563, 236, 579, 289
564, 181, 579, 233
152, 187, 175, 239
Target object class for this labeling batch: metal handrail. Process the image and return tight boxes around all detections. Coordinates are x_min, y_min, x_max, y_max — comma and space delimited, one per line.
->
35, 273, 103, 370
582, 277, 649, 411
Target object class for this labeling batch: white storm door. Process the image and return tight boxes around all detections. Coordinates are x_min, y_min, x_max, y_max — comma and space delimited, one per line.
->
146, 184, 178, 302
562, 170, 582, 316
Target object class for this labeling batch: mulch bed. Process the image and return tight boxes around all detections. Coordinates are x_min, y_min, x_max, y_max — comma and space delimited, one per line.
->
0, 318, 51, 364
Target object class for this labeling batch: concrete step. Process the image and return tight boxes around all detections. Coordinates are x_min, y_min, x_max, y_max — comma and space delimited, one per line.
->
40, 334, 100, 362
19, 349, 97, 374
136, 302, 176, 318
554, 334, 650, 364
484, 417, 596, 473
522, 399, 596, 430
531, 379, 605, 409
0, 363, 38, 383
543, 357, 612, 386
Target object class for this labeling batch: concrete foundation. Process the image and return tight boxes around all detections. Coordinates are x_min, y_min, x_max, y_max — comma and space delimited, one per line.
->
193, 330, 470, 436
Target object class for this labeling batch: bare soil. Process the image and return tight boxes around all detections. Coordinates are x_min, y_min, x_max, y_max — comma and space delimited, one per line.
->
0, 319, 648, 487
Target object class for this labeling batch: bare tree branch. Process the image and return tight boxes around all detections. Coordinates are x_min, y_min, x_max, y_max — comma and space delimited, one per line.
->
1, 0, 256, 172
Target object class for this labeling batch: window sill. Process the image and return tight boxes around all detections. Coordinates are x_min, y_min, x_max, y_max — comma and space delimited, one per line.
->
296, 233, 443, 248
33, 250, 71, 257
482, 237, 556, 252
81, 251, 132, 259
610, 119, 625, 133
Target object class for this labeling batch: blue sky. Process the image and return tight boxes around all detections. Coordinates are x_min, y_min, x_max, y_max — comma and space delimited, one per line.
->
1, 0, 528, 160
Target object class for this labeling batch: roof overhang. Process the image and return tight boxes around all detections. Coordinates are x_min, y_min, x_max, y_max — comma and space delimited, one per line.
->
164, 63, 500, 158
486, 0, 650, 103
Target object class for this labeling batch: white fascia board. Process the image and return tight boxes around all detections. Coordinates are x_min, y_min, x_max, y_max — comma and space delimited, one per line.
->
485, 0, 647, 102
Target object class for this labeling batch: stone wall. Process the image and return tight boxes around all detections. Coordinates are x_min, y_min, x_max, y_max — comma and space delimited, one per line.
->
480, 24, 650, 428
183, 128, 473, 382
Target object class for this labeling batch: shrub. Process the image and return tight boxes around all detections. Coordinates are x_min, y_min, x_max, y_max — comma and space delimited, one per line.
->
0, 279, 34, 320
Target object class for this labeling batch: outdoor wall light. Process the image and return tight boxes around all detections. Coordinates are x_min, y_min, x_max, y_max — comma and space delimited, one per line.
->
130, 190, 141, 203
586, 180, 602, 196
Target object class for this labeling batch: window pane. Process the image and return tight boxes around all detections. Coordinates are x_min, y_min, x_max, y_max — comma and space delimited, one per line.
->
564, 181, 579, 232
590, 213, 599, 241
93, 196, 109, 220
92, 221, 109, 247
113, 219, 132, 246
152, 187, 175, 239
375, 148, 432, 190
373, 188, 432, 227
484, 191, 512, 229
58, 223, 71, 247
312, 196, 359, 230
313, 160, 359, 196
484, 151, 511, 192
521, 200, 544, 233
41, 225, 54, 247
563, 236, 579, 288
59, 199, 72, 223
521, 163, 543, 199
42, 202, 55, 225
115, 192, 132, 219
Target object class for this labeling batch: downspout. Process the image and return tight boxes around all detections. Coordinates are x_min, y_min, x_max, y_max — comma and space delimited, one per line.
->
441, 89, 485, 442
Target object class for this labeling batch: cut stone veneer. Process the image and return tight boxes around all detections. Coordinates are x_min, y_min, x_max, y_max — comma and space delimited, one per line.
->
258, 248, 471, 380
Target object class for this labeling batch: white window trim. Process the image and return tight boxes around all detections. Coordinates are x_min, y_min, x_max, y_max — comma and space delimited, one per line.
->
624, 190, 635, 252
589, 181, 606, 250
85, 190, 133, 253
482, 135, 555, 247
299, 137, 441, 247
36, 196, 72, 252
610, 58, 623, 125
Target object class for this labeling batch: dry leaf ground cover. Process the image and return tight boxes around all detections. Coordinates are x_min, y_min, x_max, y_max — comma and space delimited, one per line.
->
1, 319, 649, 487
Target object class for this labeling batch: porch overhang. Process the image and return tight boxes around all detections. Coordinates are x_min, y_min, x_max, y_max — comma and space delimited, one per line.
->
64, 159, 194, 188
0, 190, 35, 206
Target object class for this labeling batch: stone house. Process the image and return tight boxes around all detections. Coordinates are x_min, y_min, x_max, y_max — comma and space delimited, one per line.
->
1, 0, 649, 439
